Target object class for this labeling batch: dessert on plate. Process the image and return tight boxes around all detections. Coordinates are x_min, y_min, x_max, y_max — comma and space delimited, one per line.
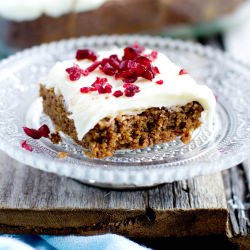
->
40, 43, 216, 158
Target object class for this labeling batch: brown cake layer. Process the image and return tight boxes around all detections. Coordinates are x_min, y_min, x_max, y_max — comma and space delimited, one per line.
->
40, 85, 204, 158
0, 0, 243, 49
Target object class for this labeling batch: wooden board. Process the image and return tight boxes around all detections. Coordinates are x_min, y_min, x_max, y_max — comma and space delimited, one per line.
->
0, 150, 228, 237
224, 162, 250, 250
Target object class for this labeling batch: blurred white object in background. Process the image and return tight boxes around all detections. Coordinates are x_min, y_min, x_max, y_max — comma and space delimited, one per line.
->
224, 0, 250, 172
225, 0, 250, 63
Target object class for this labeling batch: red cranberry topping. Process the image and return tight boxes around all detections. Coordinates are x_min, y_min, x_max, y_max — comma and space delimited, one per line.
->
86, 61, 101, 73
132, 42, 145, 54
142, 65, 155, 81
122, 47, 139, 60
118, 60, 128, 71
113, 90, 123, 98
97, 84, 113, 94
101, 62, 116, 76
97, 87, 105, 94
80, 77, 112, 94
115, 55, 155, 83
104, 84, 113, 93
71, 44, 162, 96
153, 66, 160, 74
21, 141, 33, 152
179, 69, 188, 75
23, 124, 51, 139
91, 77, 108, 88
145, 50, 158, 61
135, 56, 151, 68
156, 80, 164, 85
123, 83, 133, 88
38, 124, 50, 138
23, 127, 41, 139
108, 55, 121, 69
76, 44, 158, 83
76, 49, 97, 61
80, 87, 90, 93
66, 64, 88, 81
89, 87, 97, 91
122, 76, 138, 83
124, 85, 140, 97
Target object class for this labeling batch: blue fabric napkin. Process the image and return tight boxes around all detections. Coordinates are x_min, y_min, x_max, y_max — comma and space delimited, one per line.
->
0, 234, 151, 250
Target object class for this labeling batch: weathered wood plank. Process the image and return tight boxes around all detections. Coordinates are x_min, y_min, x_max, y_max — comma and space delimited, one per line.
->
224, 164, 250, 237
223, 162, 250, 250
0, 150, 228, 237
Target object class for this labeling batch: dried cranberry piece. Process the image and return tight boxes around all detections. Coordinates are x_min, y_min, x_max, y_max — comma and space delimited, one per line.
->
104, 84, 113, 93
96, 87, 105, 94
142, 67, 155, 81
81, 69, 88, 76
38, 124, 50, 138
80, 87, 90, 93
101, 58, 109, 67
90, 77, 113, 94
86, 61, 101, 73
127, 60, 138, 69
123, 77, 138, 83
23, 127, 41, 139
156, 80, 164, 85
101, 62, 116, 76
119, 60, 130, 71
21, 141, 33, 152
97, 85, 113, 94
66, 64, 87, 81
127, 61, 145, 76
66, 66, 81, 81
116, 70, 138, 83
117, 52, 158, 82
145, 50, 158, 61
23, 124, 51, 139
135, 64, 146, 76
113, 90, 123, 98
118, 70, 134, 79
91, 77, 108, 88
150, 50, 158, 60
122, 47, 139, 60
132, 42, 145, 54
179, 69, 188, 75
76, 49, 97, 61
108, 55, 120, 69
135, 56, 151, 67
89, 87, 97, 91
153, 66, 160, 74
124, 85, 140, 97
123, 83, 133, 88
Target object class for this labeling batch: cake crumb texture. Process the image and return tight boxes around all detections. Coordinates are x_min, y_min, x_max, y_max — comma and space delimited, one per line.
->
40, 85, 204, 158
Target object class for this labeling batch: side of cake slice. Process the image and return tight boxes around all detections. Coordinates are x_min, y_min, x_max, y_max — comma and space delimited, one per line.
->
40, 44, 216, 158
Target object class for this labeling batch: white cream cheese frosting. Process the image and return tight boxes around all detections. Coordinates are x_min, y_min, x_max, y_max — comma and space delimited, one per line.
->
42, 48, 216, 141
0, 0, 107, 21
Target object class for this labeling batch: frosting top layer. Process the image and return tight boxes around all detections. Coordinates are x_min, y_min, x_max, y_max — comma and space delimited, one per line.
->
0, 0, 107, 21
42, 48, 216, 141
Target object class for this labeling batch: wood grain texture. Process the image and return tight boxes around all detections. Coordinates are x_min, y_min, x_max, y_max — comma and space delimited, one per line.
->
224, 162, 250, 250
0, 150, 228, 237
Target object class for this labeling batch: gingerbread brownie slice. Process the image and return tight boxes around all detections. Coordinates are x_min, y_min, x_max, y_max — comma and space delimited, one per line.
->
40, 44, 216, 158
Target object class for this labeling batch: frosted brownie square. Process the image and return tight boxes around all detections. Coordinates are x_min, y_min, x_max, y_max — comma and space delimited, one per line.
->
40, 43, 216, 158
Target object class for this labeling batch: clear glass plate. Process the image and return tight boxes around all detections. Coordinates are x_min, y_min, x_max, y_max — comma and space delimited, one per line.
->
0, 35, 250, 188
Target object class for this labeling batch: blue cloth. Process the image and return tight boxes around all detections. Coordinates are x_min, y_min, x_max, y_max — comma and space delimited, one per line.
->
0, 234, 151, 250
